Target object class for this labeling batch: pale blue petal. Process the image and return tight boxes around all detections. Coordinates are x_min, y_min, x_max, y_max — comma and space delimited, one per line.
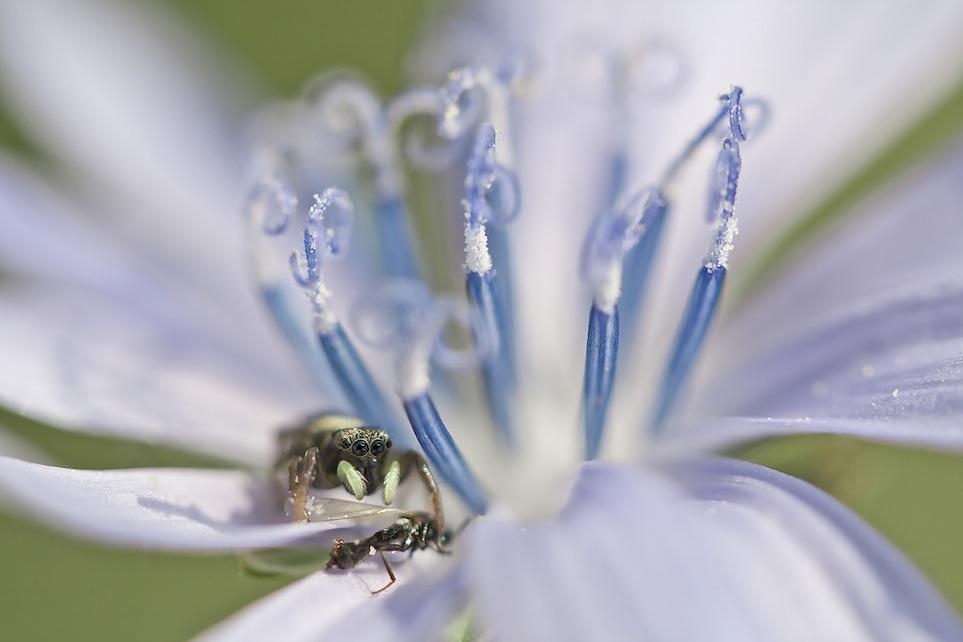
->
467, 460, 961, 641
195, 572, 386, 642
0, 155, 131, 285
671, 416, 963, 457
0, 156, 329, 436
0, 0, 247, 289
670, 458, 962, 640
0, 284, 319, 465
0, 456, 389, 550
197, 564, 461, 642
721, 137, 963, 365
694, 280, 963, 452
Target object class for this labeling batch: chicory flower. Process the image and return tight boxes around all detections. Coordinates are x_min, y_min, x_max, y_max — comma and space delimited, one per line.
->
0, 0, 962, 640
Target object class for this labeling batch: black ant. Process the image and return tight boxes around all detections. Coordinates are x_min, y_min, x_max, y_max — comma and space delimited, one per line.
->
326, 511, 466, 594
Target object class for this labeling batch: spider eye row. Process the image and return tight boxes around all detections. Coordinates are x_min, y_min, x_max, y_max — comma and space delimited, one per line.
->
338, 434, 391, 456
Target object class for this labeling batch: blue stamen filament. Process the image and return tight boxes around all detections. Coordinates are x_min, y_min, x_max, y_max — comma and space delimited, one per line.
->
650, 98, 746, 434
617, 87, 763, 353
388, 293, 490, 514
289, 188, 408, 445
580, 189, 663, 458
579, 86, 757, 449
462, 124, 520, 443
650, 265, 726, 433
403, 394, 489, 515
613, 193, 669, 350
440, 63, 523, 388
349, 280, 490, 513
583, 304, 619, 459
245, 176, 343, 396
589, 44, 685, 354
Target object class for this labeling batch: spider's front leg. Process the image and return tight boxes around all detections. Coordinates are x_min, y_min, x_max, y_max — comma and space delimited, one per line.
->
381, 451, 445, 533
286, 446, 319, 522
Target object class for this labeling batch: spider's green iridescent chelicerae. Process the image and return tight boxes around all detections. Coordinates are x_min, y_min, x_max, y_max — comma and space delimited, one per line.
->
276, 413, 443, 528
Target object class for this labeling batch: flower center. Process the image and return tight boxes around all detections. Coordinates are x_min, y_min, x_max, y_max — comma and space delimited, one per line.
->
244, 67, 767, 518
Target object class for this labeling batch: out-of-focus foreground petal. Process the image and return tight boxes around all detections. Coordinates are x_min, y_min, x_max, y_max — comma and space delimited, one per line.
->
0, 154, 134, 287
468, 460, 962, 642
0, 152, 330, 451
197, 568, 462, 642
0, 456, 398, 550
0, 283, 318, 465
0, 0, 246, 285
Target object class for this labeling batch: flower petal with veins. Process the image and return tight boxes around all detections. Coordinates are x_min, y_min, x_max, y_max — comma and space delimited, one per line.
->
468, 460, 961, 641
690, 280, 963, 453
723, 138, 963, 350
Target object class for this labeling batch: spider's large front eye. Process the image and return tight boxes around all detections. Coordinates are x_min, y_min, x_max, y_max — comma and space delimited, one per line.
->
370, 439, 385, 455
352, 440, 369, 456
338, 437, 352, 450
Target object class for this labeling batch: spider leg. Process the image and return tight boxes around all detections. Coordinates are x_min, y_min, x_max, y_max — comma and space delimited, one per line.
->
288, 447, 319, 522
391, 451, 446, 533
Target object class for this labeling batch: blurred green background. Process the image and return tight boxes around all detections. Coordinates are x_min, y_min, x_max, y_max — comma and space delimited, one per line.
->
0, 1, 962, 640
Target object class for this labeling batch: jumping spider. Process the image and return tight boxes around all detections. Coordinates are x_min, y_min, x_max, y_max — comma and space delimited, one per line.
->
276, 413, 443, 529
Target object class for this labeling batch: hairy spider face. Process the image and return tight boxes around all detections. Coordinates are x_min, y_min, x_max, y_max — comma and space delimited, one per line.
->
333, 427, 393, 466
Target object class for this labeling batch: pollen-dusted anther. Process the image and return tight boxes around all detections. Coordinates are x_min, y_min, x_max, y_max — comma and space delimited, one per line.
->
289, 188, 353, 333
242, 150, 348, 395
651, 90, 753, 434
724, 85, 747, 142
438, 63, 525, 169
308, 189, 354, 258
442, 59, 525, 398
618, 87, 762, 357
705, 137, 742, 269
461, 124, 520, 444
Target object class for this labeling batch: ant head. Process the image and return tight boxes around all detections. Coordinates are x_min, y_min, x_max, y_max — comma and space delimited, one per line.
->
326, 539, 370, 570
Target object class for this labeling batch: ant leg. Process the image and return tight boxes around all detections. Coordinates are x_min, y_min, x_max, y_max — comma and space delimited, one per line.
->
433, 517, 472, 553
371, 551, 396, 595
433, 542, 453, 555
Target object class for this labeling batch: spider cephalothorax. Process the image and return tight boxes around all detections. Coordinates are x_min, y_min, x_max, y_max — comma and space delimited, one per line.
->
276, 413, 443, 528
